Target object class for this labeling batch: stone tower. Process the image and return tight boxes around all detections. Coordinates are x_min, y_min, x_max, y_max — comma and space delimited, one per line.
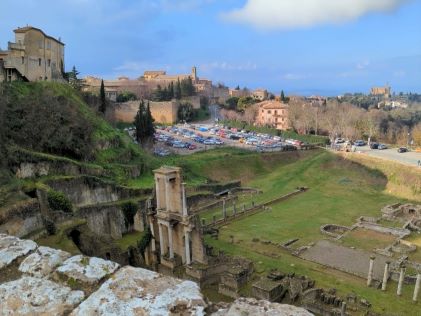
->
192, 66, 197, 82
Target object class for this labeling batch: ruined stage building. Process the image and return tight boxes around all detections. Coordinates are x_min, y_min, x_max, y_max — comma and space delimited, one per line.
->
0, 26, 65, 82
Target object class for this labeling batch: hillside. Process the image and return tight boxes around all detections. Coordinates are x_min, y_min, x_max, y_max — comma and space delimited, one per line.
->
0, 82, 150, 208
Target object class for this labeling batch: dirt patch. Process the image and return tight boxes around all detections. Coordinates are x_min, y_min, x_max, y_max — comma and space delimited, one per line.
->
349, 228, 396, 244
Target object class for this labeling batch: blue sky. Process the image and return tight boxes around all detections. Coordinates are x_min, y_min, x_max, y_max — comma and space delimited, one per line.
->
1, 0, 420, 95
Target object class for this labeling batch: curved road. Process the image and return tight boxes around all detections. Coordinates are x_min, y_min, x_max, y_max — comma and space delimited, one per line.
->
355, 145, 421, 167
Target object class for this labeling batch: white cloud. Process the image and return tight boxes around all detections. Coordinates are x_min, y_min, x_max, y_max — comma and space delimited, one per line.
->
201, 61, 257, 71
222, 0, 411, 30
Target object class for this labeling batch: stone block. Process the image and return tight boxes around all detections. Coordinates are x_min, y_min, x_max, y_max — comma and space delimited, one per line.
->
0, 234, 37, 269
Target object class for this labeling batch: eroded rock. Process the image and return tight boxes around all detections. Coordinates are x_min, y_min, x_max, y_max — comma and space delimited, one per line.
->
0, 234, 37, 269
70, 266, 207, 316
0, 276, 84, 315
212, 297, 313, 316
56, 255, 120, 284
19, 246, 71, 278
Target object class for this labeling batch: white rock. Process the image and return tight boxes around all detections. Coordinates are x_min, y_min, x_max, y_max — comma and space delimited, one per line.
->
212, 298, 314, 316
19, 246, 71, 278
0, 234, 37, 269
0, 276, 84, 315
56, 255, 120, 284
71, 266, 207, 316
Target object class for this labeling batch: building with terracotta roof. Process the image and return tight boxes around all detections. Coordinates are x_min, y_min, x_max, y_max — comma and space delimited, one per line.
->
256, 100, 290, 130
0, 26, 65, 82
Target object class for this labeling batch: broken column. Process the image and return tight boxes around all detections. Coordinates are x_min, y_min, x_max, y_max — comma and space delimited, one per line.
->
367, 255, 375, 287
397, 265, 406, 296
340, 301, 347, 316
413, 272, 421, 302
149, 218, 156, 251
382, 261, 391, 291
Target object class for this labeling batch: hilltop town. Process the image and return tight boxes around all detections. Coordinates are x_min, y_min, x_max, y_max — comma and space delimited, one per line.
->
1, 22, 421, 316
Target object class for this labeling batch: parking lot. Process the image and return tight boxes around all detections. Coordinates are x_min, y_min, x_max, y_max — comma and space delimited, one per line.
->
152, 123, 307, 156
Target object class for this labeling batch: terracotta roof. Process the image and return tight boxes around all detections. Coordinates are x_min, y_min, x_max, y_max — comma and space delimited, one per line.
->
259, 100, 288, 109
14, 26, 64, 45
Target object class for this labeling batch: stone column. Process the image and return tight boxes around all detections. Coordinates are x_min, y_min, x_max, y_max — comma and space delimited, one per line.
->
149, 218, 156, 251
397, 265, 406, 296
168, 225, 174, 259
182, 182, 188, 216
222, 198, 227, 219
367, 255, 375, 287
413, 273, 421, 302
158, 223, 164, 256
165, 178, 171, 212
382, 261, 391, 291
155, 180, 161, 210
340, 301, 346, 316
185, 231, 191, 265
242, 204, 246, 212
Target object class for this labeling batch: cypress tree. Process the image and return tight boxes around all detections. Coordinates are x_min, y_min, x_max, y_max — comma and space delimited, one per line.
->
99, 79, 107, 113
281, 90, 285, 102
134, 100, 146, 142
175, 79, 182, 99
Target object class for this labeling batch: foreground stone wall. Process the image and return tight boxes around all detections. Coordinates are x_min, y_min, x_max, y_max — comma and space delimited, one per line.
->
0, 233, 313, 315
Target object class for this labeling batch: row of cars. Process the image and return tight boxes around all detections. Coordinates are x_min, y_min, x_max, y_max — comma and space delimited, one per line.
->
334, 138, 388, 150
155, 132, 198, 150
198, 125, 305, 150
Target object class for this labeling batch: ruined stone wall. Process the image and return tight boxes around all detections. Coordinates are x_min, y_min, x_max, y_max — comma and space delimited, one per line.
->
113, 100, 179, 124
0, 199, 43, 237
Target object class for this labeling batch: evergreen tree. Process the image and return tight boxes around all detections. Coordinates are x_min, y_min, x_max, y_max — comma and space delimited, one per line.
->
99, 79, 107, 113
175, 79, 182, 99
281, 90, 285, 102
67, 66, 82, 90
134, 100, 146, 142
169, 82, 174, 100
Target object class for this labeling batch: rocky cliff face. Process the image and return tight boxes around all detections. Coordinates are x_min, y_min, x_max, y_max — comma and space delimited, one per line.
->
0, 233, 313, 315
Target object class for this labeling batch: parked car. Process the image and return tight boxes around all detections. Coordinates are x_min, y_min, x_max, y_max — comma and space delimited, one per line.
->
378, 144, 388, 150
397, 147, 408, 153
354, 140, 366, 146
154, 148, 170, 157
370, 142, 379, 149
335, 138, 345, 144
188, 144, 197, 150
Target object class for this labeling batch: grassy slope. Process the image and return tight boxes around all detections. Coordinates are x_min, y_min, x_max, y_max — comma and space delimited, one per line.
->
200, 150, 418, 315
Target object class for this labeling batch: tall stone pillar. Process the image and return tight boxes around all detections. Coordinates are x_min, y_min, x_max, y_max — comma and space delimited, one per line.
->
397, 265, 406, 296
168, 225, 174, 259
185, 231, 191, 265
382, 261, 391, 291
165, 179, 171, 212
155, 180, 161, 209
158, 223, 164, 256
182, 182, 188, 216
367, 255, 375, 287
413, 273, 421, 302
149, 218, 156, 251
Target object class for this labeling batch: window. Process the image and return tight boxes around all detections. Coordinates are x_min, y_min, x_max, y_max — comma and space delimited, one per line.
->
48, 59, 51, 67
21, 56, 24, 64
38, 58, 42, 66
268, 110, 271, 114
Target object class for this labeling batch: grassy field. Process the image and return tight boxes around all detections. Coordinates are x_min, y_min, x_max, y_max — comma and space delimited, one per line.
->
199, 150, 419, 315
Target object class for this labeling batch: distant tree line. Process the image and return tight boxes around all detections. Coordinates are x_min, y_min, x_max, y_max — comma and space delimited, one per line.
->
151, 78, 195, 102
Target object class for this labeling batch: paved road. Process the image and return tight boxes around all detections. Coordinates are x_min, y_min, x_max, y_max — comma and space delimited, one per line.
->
355, 145, 421, 167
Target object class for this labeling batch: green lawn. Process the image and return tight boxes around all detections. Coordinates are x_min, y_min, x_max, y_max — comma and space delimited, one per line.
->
200, 150, 419, 315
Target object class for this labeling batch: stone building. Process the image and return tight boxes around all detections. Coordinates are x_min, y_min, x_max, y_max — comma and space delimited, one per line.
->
146, 167, 207, 270
256, 100, 290, 130
0, 26, 65, 82
252, 89, 268, 101
370, 85, 391, 98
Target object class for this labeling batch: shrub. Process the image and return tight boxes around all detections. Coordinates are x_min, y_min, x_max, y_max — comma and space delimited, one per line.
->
137, 226, 152, 258
43, 217, 57, 235
47, 190, 73, 213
